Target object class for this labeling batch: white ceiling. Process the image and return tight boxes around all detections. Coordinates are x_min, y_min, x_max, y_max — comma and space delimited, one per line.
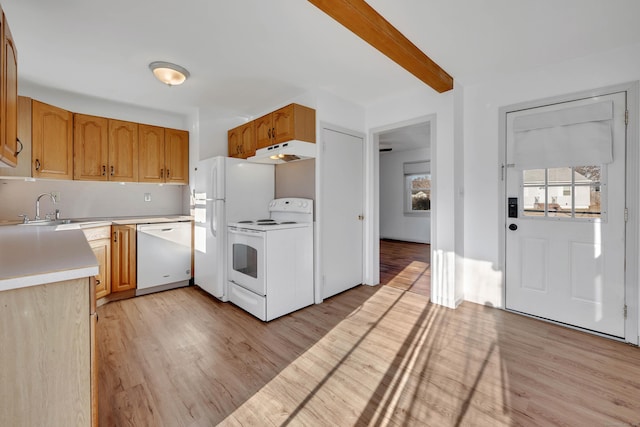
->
4, 0, 640, 122
378, 121, 429, 153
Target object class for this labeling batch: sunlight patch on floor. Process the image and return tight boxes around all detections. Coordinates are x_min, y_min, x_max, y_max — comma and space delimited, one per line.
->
222, 287, 514, 426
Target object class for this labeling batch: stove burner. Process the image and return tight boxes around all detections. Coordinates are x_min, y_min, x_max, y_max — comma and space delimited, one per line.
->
238, 220, 254, 224
279, 221, 297, 224
256, 219, 274, 223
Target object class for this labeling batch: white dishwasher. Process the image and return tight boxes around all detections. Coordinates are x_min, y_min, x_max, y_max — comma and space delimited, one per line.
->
136, 221, 192, 296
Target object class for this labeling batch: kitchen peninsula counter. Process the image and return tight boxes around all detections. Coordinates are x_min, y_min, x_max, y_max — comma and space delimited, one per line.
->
0, 225, 98, 292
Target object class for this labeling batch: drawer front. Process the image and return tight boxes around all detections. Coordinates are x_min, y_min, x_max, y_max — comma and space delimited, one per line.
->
228, 282, 266, 321
83, 226, 111, 241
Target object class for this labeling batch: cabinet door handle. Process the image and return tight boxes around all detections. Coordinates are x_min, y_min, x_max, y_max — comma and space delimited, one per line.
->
102, 165, 106, 176
110, 166, 114, 176
15, 138, 23, 156
35, 159, 41, 171
272, 127, 276, 140
96, 279, 101, 285
268, 128, 271, 139
161, 168, 164, 178
113, 231, 117, 243
166, 169, 170, 178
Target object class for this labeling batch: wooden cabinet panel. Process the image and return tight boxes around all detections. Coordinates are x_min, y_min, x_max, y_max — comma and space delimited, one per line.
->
32, 100, 73, 179
254, 113, 273, 150
0, 278, 92, 426
0, 11, 18, 167
74, 114, 109, 181
139, 126, 188, 184
228, 122, 254, 159
138, 124, 165, 183
165, 128, 189, 184
111, 224, 136, 292
108, 120, 138, 182
250, 104, 316, 151
90, 311, 98, 427
1, 96, 31, 177
89, 237, 111, 299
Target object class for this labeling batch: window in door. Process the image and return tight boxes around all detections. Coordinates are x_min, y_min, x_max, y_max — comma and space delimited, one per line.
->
522, 165, 604, 221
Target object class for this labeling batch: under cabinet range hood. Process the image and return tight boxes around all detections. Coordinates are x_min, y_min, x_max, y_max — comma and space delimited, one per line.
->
248, 140, 316, 164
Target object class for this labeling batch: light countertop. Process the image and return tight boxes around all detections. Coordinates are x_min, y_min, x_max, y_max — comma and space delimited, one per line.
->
0, 226, 99, 292
0, 215, 192, 293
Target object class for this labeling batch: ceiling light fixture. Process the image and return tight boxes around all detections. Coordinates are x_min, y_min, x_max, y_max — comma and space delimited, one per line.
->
149, 61, 190, 86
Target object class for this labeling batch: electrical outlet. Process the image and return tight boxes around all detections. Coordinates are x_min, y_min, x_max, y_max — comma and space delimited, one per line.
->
52, 191, 61, 202
144, 193, 151, 202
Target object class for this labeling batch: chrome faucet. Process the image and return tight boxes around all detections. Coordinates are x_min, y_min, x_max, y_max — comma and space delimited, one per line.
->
35, 193, 56, 220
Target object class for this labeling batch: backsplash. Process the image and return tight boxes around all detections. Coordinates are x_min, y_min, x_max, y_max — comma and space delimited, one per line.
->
0, 179, 187, 220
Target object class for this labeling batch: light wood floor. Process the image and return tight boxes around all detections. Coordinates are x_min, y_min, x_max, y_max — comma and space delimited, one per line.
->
380, 239, 430, 297
97, 283, 640, 426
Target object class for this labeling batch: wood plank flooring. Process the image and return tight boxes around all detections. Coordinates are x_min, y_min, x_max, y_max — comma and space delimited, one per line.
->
380, 239, 430, 297
97, 284, 640, 426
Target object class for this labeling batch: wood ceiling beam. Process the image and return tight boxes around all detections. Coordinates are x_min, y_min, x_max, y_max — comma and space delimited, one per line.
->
308, 0, 453, 93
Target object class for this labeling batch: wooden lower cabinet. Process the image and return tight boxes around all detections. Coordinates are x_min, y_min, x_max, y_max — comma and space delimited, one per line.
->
83, 226, 112, 299
0, 277, 96, 426
111, 224, 136, 292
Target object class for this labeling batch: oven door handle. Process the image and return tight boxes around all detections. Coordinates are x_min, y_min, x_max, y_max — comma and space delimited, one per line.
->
228, 227, 263, 236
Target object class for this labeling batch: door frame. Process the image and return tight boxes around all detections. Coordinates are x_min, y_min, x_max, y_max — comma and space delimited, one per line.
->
368, 114, 436, 296
498, 81, 639, 345
315, 122, 366, 304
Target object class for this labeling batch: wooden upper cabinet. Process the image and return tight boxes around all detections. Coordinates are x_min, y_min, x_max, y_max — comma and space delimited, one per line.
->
138, 124, 165, 183
74, 114, 109, 181
254, 114, 273, 150
0, 11, 18, 168
108, 119, 138, 182
228, 121, 255, 159
165, 128, 189, 184
111, 224, 136, 293
139, 126, 188, 184
32, 100, 73, 179
254, 103, 316, 150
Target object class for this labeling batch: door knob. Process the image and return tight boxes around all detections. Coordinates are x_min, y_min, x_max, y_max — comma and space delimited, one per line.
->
508, 224, 518, 231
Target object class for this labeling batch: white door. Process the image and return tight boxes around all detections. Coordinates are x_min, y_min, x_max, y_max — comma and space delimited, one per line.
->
321, 128, 364, 299
505, 91, 627, 337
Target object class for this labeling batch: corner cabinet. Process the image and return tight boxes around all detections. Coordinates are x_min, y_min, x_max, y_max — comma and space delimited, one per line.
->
111, 224, 136, 292
0, 277, 97, 426
0, 9, 18, 168
139, 126, 189, 184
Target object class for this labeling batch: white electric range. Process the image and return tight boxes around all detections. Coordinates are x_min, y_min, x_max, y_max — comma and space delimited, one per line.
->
227, 198, 314, 321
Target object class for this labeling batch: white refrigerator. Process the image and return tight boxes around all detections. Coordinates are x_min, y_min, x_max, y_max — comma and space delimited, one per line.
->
194, 156, 274, 300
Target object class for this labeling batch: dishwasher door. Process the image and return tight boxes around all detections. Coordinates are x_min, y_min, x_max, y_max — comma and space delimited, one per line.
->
137, 222, 192, 290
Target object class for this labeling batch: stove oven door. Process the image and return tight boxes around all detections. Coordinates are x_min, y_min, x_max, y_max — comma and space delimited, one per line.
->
228, 226, 266, 295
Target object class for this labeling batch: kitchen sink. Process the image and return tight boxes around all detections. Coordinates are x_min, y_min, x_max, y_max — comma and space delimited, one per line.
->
18, 219, 73, 226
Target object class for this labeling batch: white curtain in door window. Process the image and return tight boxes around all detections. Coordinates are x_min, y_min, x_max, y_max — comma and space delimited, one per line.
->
513, 100, 613, 169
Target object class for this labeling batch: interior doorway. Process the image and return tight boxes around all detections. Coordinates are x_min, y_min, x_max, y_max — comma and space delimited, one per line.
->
373, 117, 433, 297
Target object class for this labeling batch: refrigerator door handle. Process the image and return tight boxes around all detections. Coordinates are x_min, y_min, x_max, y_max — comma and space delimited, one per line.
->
210, 201, 217, 238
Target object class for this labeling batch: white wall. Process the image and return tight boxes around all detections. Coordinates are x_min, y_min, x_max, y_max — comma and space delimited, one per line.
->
379, 147, 430, 243
20, 81, 189, 129
463, 42, 640, 313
